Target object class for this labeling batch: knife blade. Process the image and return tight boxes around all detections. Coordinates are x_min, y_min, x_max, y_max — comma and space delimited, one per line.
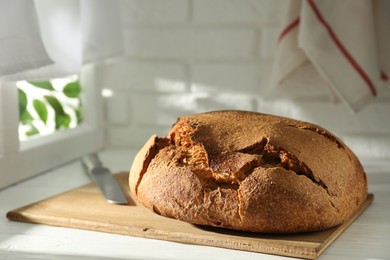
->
81, 154, 128, 205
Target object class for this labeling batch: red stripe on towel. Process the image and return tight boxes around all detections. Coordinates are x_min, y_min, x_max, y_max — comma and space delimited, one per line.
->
381, 70, 389, 82
278, 17, 300, 43
307, 0, 377, 96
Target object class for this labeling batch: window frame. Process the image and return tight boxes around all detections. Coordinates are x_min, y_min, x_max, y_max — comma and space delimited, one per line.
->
0, 63, 104, 189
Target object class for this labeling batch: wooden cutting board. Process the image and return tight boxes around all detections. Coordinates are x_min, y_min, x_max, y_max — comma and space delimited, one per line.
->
7, 172, 373, 259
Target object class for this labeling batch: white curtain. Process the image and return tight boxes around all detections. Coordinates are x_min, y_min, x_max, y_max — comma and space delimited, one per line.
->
0, 0, 123, 80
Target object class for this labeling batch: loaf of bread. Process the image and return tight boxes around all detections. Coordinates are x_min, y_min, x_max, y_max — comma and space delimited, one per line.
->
129, 110, 367, 233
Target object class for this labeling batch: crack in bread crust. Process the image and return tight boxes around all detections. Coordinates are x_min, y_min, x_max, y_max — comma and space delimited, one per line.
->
285, 124, 345, 149
253, 144, 336, 198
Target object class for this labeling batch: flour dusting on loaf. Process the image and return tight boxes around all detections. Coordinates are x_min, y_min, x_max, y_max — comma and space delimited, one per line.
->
129, 110, 368, 233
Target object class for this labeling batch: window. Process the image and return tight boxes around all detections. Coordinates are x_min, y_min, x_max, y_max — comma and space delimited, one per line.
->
0, 64, 104, 189
18, 74, 82, 141
0, 0, 123, 189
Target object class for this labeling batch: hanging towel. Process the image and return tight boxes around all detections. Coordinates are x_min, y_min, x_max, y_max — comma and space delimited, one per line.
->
270, 0, 390, 112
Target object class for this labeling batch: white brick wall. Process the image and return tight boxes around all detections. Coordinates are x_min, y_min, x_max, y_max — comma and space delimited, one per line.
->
101, 0, 390, 162
121, 0, 189, 24
193, 0, 263, 24
125, 28, 257, 60
191, 62, 260, 93
102, 59, 188, 92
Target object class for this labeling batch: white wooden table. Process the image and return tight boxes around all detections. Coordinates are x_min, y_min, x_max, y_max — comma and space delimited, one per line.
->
1, 149, 389, 259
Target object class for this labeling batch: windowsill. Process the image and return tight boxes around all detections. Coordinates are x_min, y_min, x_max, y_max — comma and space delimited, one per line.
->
1, 149, 389, 259
19, 123, 97, 151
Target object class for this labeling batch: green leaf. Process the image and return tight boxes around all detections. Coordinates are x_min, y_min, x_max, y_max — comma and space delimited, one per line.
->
63, 81, 81, 98
26, 124, 39, 137
55, 115, 62, 129
20, 110, 33, 124
18, 89, 28, 117
33, 99, 48, 124
44, 95, 65, 115
62, 114, 71, 128
75, 108, 82, 124
44, 95, 69, 129
29, 80, 55, 91
54, 113, 71, 129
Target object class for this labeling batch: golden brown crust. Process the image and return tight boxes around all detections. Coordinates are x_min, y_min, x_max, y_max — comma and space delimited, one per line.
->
129, 135, 158, 196
129, 110, 368, 233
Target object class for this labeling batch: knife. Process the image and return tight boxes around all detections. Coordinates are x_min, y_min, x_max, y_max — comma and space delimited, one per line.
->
81, 153, 128, 205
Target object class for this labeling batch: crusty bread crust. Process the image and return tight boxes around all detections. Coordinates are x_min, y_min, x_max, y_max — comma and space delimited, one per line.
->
129, 110, 368, 233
